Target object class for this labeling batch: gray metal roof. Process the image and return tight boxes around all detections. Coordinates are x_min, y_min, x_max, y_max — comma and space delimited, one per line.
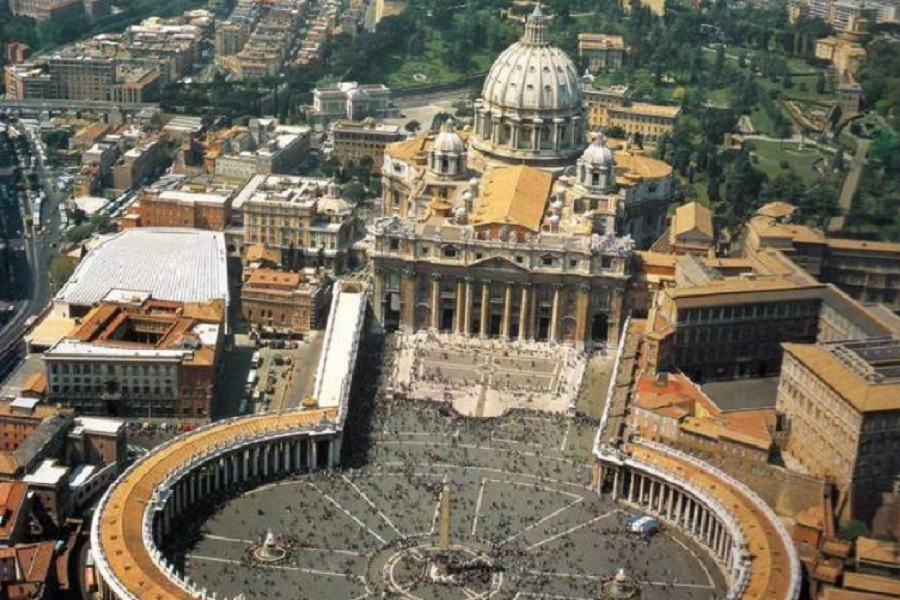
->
56, 228, 229, 307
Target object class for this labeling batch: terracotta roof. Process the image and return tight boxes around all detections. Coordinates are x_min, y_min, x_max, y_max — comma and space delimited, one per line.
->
672, 201, 714, 240
856, 537, 900, 566
748, 216, 827, 246
842, 571, 900, 596
385, 133, 431, 162
756, 201, 797, 220
244, 268, 302, 288
631, 443, 795, 599
614, 151, 673, 180
826, 237, 900, 254
0, 454, 19, 477
471, 165, 552, 233
667, 277, 823, 301
782, 344, 900, 413
97, 408, 339, 600
0, 482, 29, 540
244, 244, 280, 265
823, 588, 892, 600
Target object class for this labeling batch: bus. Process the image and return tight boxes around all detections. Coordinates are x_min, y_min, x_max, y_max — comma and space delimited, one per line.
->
251, 351, 261, 368
245, 369, 258, 390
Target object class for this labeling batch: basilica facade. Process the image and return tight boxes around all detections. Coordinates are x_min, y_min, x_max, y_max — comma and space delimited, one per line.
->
370, 6, 672, 348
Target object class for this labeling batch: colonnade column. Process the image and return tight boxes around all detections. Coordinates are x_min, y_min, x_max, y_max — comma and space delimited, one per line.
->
518, 285, 529, 341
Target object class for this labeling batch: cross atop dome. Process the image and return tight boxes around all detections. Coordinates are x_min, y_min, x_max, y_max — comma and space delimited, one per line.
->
523, 2, 549, 46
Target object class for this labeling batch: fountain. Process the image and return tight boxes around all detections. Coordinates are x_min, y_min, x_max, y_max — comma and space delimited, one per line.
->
251, 529, 288, 564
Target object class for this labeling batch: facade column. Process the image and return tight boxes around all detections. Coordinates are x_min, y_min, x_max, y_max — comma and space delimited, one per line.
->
431, 276, 440, 330
550, 285, 561, 342
455, 280, 465, 334
501, 284, 513, 339
480, 283, 490, 338
532, 122, 540, 150
607, 289, 623, 348
666, 487, 675, 518
575, 284, 590, 350
518, 285, 529, 341
400, 272, 416, 333
611, 469, 620, 500
373, 268, 385, 326
639, 476, 647, 505
491, 116, 500, 144
311, 439, 318, 471
628, 472, 636, 502
464, 280, 473, 336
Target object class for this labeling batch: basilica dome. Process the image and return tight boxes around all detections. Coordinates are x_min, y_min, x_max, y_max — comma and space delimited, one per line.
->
470, 5, 586, 170
481, 7, 581, 113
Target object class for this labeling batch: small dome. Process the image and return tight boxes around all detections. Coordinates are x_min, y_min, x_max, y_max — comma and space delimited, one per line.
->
433, 120, 466, 154
582, 134, 614, 167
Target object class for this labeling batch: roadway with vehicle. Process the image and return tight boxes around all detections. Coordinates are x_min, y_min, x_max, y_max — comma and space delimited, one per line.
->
0, 116, 66, 385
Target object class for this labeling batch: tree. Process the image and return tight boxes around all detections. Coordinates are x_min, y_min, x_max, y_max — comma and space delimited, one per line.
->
815, 71, 826, 94
430, 112, 453, 131
48, 256, 76, 292
342, 181, 366, 203
605, 126, 626, 139
404, 120, 421, 134
3, 15, 38, 47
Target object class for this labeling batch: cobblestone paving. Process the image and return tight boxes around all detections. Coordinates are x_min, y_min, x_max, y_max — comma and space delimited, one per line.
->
178, 401, 727, 600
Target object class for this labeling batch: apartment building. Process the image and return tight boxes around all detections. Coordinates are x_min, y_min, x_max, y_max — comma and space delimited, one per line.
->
3, 63, 56, 100
206, 118, 311, 181
643, 253, 825, 381
135, 188, 233, 230
744, 202, 900, 312
331, 120, 403, 171
238, 175, 358, 273
309, 82, 393, 123
589, 102, 681, 144
779, 337, 900, 521
578, 33, 626, 73
44, 299, 224, 422
241, 268, 328, 332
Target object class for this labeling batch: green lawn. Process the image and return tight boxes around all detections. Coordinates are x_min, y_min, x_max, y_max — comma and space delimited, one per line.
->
749, 105, 776, 135
747, 139, 826, 184
382, 35, 495, 89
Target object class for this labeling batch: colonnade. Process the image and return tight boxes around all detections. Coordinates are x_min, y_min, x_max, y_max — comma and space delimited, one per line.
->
153, 434, 339, 543
601, 462, 745, 585
382, 271, 620, 347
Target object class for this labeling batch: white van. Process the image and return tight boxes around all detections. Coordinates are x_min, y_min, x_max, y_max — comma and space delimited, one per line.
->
251, 351, 261, 368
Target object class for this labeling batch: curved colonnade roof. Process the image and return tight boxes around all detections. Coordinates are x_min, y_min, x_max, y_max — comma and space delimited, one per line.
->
631, 443, 798, 600
95, 408, 338, 600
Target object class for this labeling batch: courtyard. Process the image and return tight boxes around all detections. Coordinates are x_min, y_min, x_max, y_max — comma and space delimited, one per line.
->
388, 332, 588, 417
173, 400, 726, 600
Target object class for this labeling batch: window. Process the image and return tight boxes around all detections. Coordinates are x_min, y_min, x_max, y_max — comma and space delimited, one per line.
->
442, 246, 458, 258
389, 238, 400, 251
